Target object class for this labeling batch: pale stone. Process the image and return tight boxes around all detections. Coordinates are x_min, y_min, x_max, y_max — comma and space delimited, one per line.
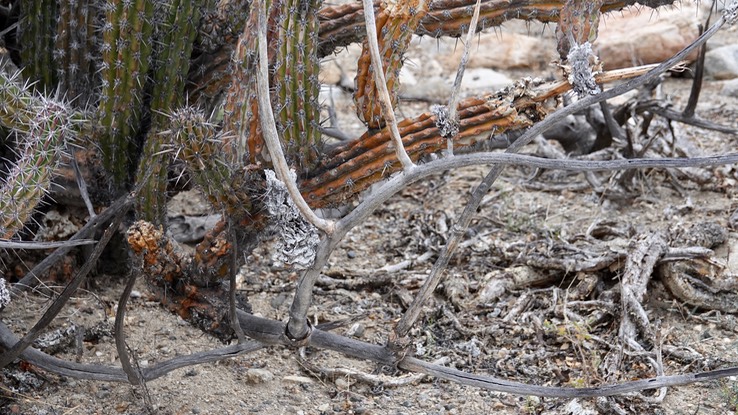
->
454, 68, 512, 92
705, 45, 738, 80
283, 375, 314, 384
721, 79, 738, 96
246, 368, 274, 384
437, 32, 552, 72
595, 5, 702, 70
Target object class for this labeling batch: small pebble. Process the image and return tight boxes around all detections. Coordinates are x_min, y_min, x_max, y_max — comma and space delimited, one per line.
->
335, 377, 350, 390
283, 375, 314, 384
246, 368, 275, 384
345, 322, 364, 338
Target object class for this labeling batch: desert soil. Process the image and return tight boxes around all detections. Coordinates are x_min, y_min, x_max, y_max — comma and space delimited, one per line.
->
3, 5, 738, 415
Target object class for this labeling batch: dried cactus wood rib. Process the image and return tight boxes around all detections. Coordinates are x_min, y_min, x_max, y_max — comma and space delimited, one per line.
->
316, 0, 673, 56
303, 80, 542, 208
300, 65, 656, 207
354, 0, 429, 129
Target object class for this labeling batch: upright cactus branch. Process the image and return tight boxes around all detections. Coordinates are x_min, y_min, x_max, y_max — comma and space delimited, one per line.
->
53, 0, 98, 105
222, 1, 267, 164
273, 0, 323, 172
97, 0, 154, 187
19, 0, 58, 89
169, 107, 255, 221
556, 0, 604, 58
136, 0, 202, 223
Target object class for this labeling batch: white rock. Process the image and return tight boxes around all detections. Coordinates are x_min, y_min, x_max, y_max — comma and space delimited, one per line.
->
705, 45, 738, 80
246, 368, 274, 384
453, 68, 512, 92
721, 79, 738, 96
283, 375, 314, 384
595, 5, 702, 70
317, 403, 331, 412
436, 33, 552, 71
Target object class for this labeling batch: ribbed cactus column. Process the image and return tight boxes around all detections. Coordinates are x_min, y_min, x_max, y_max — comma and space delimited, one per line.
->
19, 0, 58, 89
169, 107, 254, 221
97, 0, 154, 187
272, 0, 323, 172
0, 71, 76, 238
53, 0, 98, 104
223, 0, 323, 173
136, 0, 202, 224
354, 0, 429, 129
556, 0, 605, 58
222, 1, 267, 164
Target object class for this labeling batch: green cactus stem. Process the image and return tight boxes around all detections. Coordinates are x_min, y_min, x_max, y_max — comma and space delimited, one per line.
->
0, 70, 76, 238
272, 0, 323, 172
136, 0, 202, 224
168, 107, 255, 221
19, 0, 58, 90
97, 0, 154, 187
53, 0, 98, 105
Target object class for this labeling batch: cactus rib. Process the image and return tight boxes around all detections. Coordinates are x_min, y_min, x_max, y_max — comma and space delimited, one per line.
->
19, 0, 58, 89
97, 0, 154, 186
54, 0, 98, 104
273, 0, 323, 171
137, 0, 203, 223
354, 0, 429, 129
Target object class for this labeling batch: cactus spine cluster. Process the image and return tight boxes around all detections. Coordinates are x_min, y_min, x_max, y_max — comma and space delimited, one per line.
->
0, 70, 76, 238
169, 107, 254, 221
